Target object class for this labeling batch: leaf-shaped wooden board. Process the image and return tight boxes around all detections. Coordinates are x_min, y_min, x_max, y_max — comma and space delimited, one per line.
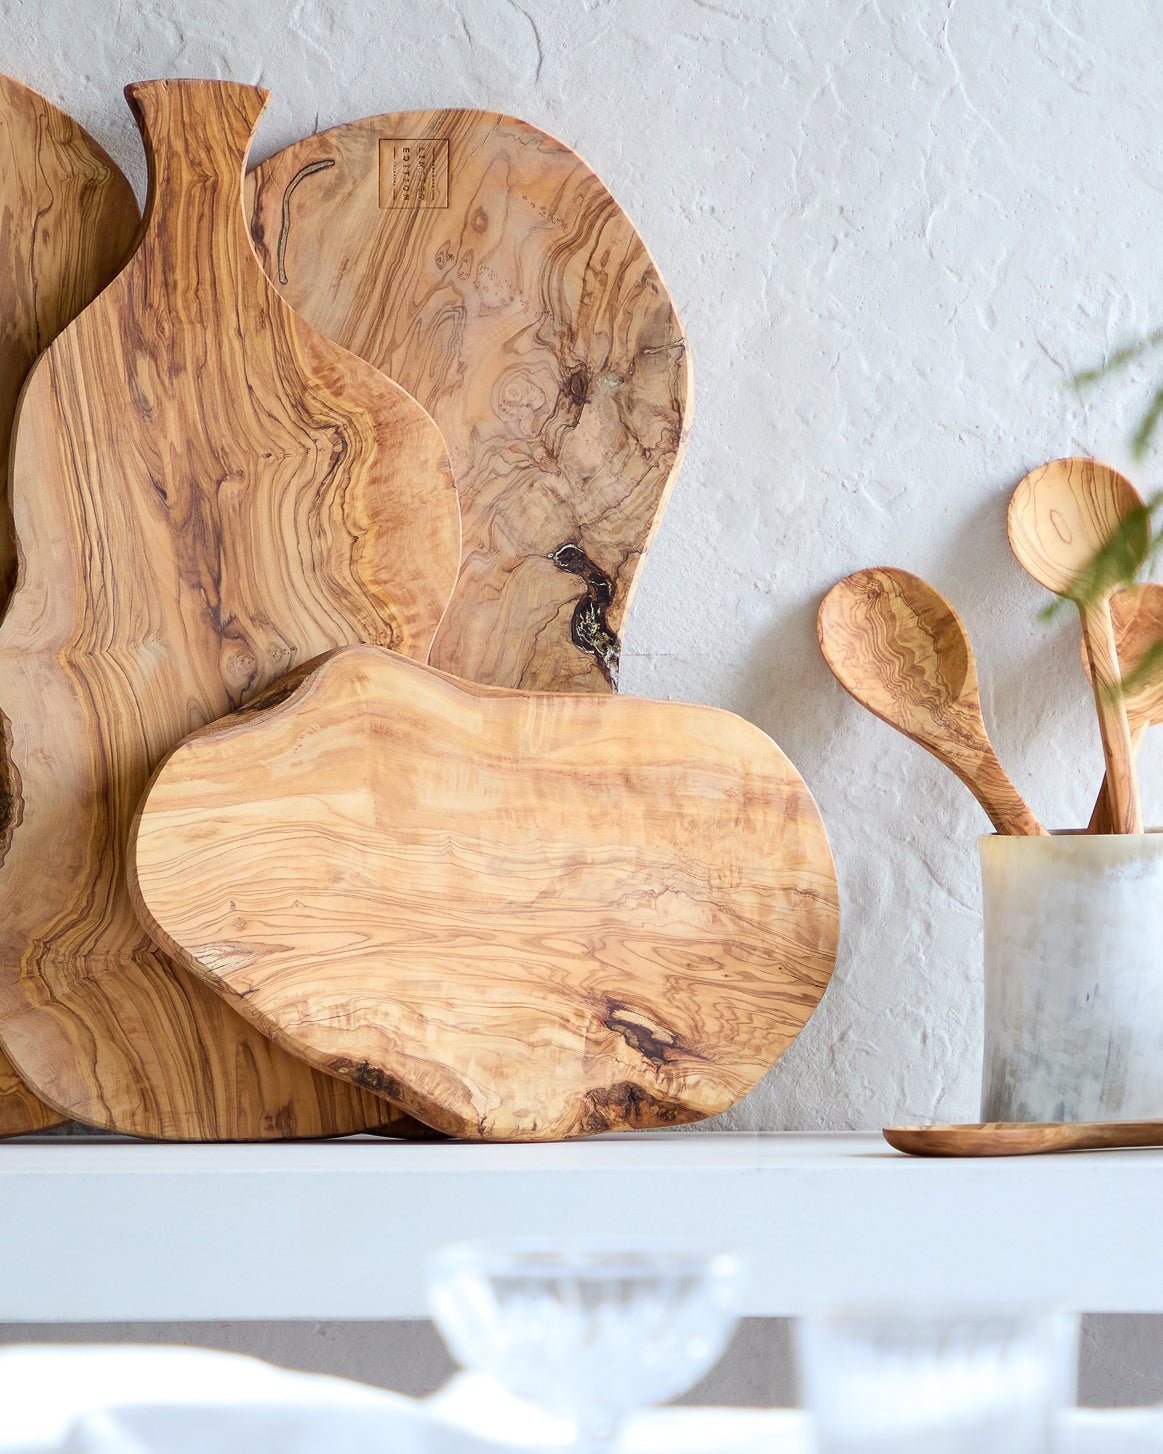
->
0, 81, 461, 1139
247, 109, 690, 693
0, 73, 141, 1136
129, 646, 840, 1142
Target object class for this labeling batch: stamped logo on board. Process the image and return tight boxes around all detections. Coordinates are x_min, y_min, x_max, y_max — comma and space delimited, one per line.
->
379, 138, 449, 209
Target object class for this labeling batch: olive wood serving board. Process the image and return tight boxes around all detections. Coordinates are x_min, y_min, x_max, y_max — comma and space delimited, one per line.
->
130, 645, 840, 1142
1, 73, 140, 613
884, 1120, 1163, 1157
0, 80, 461, 1139
247, 109, 690, 693
0, 73, 142, 1136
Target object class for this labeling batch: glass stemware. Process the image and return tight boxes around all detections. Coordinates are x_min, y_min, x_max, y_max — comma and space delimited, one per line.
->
426, 1237, 741, 1450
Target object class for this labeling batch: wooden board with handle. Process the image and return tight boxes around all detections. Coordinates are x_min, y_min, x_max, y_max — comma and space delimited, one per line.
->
0, 80, 461, 1139
1, 73, 141, 613
0, 73, 142, 1137
130, 645, 840, 1142
247, 109, 690, 693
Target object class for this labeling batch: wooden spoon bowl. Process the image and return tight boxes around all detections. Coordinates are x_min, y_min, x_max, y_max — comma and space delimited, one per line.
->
818, 568, 1044, 835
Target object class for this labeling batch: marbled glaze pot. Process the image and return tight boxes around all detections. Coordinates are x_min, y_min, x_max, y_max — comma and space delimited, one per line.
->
980, 831, 1163, 1123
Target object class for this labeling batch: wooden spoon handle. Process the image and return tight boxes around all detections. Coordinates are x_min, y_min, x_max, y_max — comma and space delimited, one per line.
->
968, 774, 1047, 837
884, 1120, 1163, 1157
1081, 598, 1142, 834
1088, 727, 1147, 833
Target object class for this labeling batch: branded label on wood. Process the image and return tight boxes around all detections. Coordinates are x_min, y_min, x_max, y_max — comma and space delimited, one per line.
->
378, 138, 449, 209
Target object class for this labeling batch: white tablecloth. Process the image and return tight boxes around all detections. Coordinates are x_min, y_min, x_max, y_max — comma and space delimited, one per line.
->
0, 1346, 1158, 1453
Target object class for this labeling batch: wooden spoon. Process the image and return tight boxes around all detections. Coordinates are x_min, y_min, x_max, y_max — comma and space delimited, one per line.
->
1083, 583, 1163, 831
1008, 458, 1149, 834
884, 1120, 1163, 1157
818, 568, 1046, 835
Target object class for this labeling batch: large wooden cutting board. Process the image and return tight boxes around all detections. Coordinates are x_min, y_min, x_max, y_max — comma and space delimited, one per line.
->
0, 73, 141, 1137
0, 80, 461, 1139
130, 646, 840, 1142
247, 109, 690, 693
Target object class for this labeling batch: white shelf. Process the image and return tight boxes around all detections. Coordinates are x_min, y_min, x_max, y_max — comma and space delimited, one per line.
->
2, 1131, 1158, 1322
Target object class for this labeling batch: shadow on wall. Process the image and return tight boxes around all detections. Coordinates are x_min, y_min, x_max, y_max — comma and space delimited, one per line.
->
735, 589, 849, 780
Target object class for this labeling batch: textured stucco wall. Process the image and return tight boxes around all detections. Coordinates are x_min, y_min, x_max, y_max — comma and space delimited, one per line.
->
7, 0, 1163, 1132
5, 0, 1163, 1403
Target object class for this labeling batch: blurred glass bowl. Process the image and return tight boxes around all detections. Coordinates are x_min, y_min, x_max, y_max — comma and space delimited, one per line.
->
426, 1238, 741, 1447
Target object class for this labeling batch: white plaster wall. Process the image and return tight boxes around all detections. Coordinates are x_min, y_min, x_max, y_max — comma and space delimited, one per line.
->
6, 0, 1163, 1134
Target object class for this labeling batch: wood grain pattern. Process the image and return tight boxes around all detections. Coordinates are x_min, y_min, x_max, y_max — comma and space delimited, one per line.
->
884, 1120, 1163, 1157
247, 109, 690, 693
0, 73, 140, 614
0, 80, 461, 1139
1085, 584, 1163, 832
1009, 458, 1147, 834
0, 73, 142, 1137
130, 645, 840, 1142
818, 568, 1045, 835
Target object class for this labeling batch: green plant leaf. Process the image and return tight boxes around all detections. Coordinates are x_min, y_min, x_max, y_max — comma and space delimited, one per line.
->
1114, 632, 1163, 701
1035, 492, 1163, 624
1071, 327, 1163, 391
1132, 387, 1163, 460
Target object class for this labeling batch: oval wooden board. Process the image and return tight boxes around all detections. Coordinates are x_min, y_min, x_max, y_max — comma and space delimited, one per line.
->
0, 73, 142, 1137
0, 80, 461, 1139
247, 109, 690, 693
130, 646, 840, 1142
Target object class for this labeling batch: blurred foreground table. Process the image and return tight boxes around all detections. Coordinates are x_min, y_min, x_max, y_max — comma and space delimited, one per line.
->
1, 1131, 1159, 1321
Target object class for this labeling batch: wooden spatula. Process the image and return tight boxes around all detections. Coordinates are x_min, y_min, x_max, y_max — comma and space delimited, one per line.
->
0, 73, 142, 1138
247, 109, 690, 693
129, 645, 840, 1142
1083, 583, 1163, 831
884, 1120, 1163, 1156
818, 567, 1045, 834
0, 80, 461, 1140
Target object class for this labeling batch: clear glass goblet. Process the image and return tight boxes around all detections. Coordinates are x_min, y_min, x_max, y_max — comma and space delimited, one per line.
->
425, 1237, 741, 1450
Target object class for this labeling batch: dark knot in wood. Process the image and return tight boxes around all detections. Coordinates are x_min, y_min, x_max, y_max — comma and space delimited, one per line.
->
549, 542, 620, 688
